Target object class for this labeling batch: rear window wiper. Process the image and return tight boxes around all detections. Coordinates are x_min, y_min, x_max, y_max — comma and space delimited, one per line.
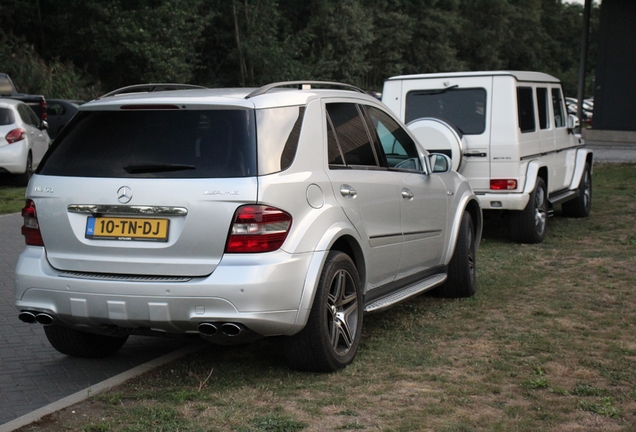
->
123, 164, 196, 174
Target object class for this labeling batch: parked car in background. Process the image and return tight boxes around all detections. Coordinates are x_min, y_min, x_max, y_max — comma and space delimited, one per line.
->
0, 73, 48, 123
46, 99, 84, 139
15, 81, 481, 372
382, 71, 593, 244
0, 98, 51, 184
566, 97, 593, 127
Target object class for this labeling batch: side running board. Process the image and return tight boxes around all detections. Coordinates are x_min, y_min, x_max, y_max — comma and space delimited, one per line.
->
364, 273, 447, 313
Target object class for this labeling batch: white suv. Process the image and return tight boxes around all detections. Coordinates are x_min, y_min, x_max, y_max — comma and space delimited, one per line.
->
382, 71, 593, 243
15, 82, 481, 372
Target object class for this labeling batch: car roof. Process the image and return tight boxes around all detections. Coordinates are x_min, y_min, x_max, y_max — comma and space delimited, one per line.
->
80, 82, 379, 111
386, 70, 561, 84
0, 98, 22, 108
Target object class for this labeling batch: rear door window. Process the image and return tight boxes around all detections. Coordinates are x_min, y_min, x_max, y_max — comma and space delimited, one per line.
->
536, 87, 550, 130
405, 88, 487, 135
552, 88, 566, 128
326, 103, 379, 167
517, 87, 536, 133
38, 109, 257, 178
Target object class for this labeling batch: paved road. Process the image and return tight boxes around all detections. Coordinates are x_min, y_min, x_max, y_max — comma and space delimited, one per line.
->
586, 141, 636, 163
0, 212, 197, 426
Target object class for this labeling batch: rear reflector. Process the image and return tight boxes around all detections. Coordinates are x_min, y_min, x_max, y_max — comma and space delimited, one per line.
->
490, 179, 518, 190
226, 205, 292, 253
21, 200, 44, 246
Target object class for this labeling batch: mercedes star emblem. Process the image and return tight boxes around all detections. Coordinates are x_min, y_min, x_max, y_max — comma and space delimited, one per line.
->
117, 186, 133, 204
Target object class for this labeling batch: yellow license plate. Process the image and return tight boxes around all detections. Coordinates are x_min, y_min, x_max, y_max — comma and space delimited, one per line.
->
86, 217, 169, 241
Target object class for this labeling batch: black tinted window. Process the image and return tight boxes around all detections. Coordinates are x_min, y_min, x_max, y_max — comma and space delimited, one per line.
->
0, 108, 15, 125
326, 103, 378, 167
536, 87, 549, 130
406, 88, 486, 135
38, 109, 256, 178
552, 88, 566, 128
517, 87, 536, 133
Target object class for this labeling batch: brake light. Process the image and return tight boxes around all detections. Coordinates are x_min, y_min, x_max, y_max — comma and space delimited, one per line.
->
6, 128, 26, 144
40, 99, 47, 121
226, 205, 292, 253
21, 200, 44, 246
490, 179, 518, 190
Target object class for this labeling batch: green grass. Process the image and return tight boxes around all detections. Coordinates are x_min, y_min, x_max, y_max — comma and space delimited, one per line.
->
0, 184, 25, 215
17, 163, 636, 431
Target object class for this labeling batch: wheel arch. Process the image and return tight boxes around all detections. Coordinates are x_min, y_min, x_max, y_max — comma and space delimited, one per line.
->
568, 149, 594, 190
287, 226, 366, 335
444, 196, 483, 265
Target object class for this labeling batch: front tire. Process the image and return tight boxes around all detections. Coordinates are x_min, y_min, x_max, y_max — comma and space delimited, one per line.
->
562, 162, 592, 218
284, 251, 363, 372
434, 211, 476, 298
510, 177, 548, 244
44, 325, 129, 358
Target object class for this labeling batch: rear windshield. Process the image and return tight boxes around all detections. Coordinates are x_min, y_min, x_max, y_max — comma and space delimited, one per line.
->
405, 88, 487, 135
0, 108, 15, 125
37, 109, 257, 178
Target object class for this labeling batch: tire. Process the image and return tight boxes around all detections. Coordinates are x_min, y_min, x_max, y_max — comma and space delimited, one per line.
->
44, 324, 129, 358
562, 163, 592, 218
284, 251, 363, 372
16, 152, 33, 186
510, 177, 548, 244
434, 211, 476, 298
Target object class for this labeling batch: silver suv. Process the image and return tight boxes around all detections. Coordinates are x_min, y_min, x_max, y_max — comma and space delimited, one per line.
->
16, 82, 482, 372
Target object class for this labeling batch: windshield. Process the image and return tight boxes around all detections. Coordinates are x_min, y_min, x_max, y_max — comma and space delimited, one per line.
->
405, 88, 487, 135
37, 109, 257, 178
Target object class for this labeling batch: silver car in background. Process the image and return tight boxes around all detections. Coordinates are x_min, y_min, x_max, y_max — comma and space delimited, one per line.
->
15, 82, 481, 372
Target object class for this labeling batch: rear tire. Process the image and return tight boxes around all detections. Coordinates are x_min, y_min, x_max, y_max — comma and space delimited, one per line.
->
16, 152, 33, 186
284, 251, 363, 372
562, 163, 592, 218
510, 177, 547, 244
433, 211, 476, 298
44, 325, 129, 358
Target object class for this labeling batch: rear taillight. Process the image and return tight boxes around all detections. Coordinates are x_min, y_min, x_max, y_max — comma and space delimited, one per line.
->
490, 179, 518, 190
40, 99, 47, 121
6, 128, 26, 144
21, 200, 44, 246
225, 205, 292, 253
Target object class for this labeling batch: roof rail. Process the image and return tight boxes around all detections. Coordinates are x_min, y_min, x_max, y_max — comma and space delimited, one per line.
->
245, 81, 365, 99
98, 83, 207, 99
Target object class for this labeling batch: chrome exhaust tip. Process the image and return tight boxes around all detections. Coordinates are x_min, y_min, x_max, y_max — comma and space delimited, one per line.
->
35, 313, 54, 326
198, 322, 218, 336
220, 323, 242, 337
18, 311, 37, 324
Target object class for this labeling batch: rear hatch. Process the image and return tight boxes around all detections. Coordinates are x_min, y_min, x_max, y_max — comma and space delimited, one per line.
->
31, 104, 258, 277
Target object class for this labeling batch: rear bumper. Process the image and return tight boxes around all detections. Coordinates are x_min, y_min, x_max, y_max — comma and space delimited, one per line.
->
476, 192, 530, 211
15, 246, 322, 337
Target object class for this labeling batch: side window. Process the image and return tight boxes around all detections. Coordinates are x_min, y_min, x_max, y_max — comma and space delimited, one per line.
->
552, 88, 566, 128
326, 103, 378, 167
17, 105, 33, 126
517, 87, 536, 133
536, 87, 550, 130
364, 105, 420, 169
256, 106, 305, 174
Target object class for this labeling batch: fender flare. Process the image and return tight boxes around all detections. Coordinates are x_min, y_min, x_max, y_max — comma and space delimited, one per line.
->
444, 192, 483, 265
522, 160, 545, 195
286, 222, 364, 335
568, 149, 594, 190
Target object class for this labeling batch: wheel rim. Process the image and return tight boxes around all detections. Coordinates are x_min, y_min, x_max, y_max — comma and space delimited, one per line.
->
327, 268, 359, 357
534, 186, 547, 235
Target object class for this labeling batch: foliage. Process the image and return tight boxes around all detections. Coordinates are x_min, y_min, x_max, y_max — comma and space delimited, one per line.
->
1, 0, 599, 97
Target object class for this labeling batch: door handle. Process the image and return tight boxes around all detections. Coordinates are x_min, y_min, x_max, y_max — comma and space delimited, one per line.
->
463, 151, 487, 158
401, 188, 414, 200
340, 184, 357, 198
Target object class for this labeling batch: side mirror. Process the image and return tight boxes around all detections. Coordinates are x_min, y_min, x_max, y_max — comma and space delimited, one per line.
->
567, 114, 579, 131
429, 153, 452, 173
40, 120, 49, 131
